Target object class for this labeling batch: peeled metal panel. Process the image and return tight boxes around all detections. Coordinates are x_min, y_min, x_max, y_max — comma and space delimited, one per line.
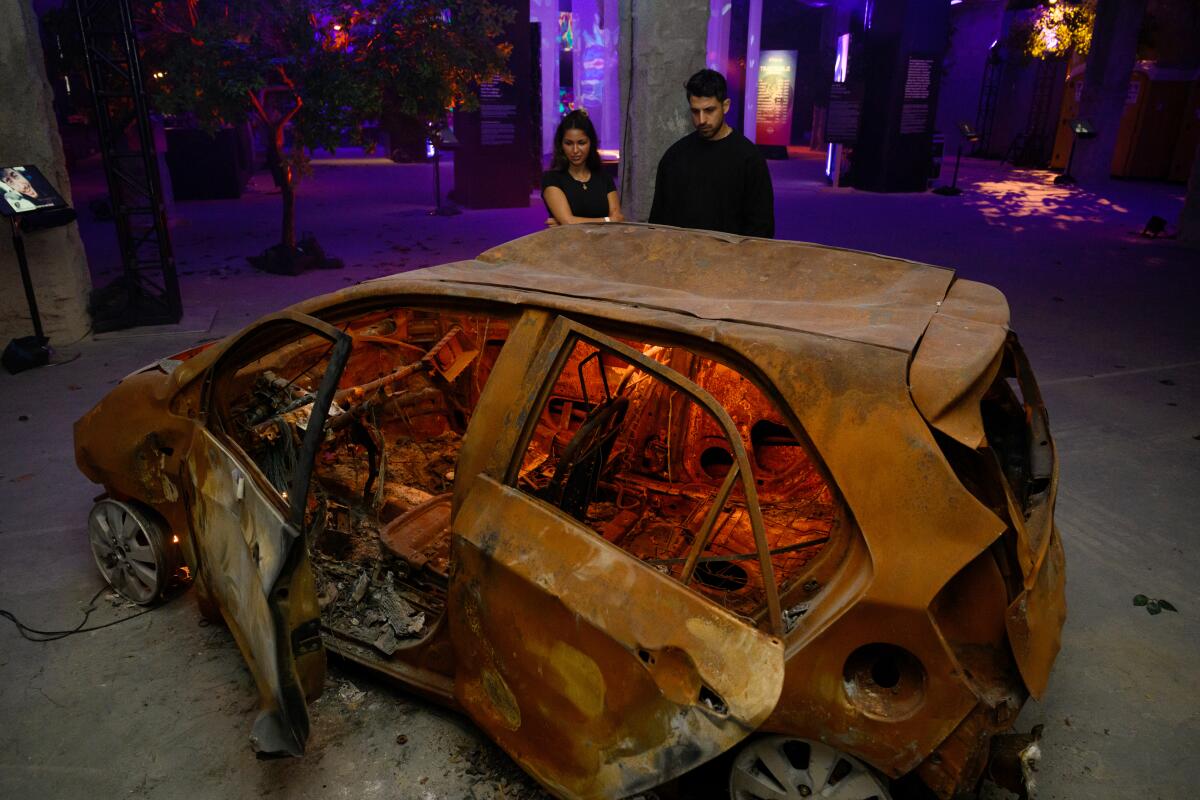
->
1006, 526, 1067, 699
909, 279, 1009, 448
450, 477, 785, 799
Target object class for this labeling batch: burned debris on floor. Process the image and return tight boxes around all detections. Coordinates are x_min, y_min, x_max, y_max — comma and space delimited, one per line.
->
312, 506, 448, 657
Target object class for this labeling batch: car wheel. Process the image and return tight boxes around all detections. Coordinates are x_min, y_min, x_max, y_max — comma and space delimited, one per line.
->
729, 736, 892, 800
87, 499, 177, 605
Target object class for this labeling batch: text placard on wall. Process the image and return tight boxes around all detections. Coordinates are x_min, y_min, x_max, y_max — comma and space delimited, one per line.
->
755, 50, 798, 147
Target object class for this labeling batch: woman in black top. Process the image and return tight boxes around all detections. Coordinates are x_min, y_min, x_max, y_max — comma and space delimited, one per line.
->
542, 109, 624, 226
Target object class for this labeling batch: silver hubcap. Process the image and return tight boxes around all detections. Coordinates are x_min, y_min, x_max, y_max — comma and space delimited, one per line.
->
88, 500, 164, 604
730, 736, 891, 800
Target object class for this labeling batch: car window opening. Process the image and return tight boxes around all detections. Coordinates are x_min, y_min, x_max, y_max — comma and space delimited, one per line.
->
515, 336, 838, 620
215, 307, 507, 659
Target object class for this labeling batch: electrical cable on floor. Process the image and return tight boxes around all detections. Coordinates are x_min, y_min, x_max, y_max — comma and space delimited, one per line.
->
0, 584, 173, 643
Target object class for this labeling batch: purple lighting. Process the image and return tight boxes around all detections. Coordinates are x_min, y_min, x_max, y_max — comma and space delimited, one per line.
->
833, 33, 849, 83
828, 33, 851, 180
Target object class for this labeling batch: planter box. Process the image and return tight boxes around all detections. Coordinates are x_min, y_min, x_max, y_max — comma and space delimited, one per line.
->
164, 125, 253, 201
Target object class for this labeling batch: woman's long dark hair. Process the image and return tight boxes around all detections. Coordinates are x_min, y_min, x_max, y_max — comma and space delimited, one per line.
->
551, 109, 602, 173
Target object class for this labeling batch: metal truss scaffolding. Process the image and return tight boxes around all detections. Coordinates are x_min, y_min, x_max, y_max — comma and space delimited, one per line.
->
974, 51, 1002, 156
75, 0, 182, 331
1016, 57, 1062, 168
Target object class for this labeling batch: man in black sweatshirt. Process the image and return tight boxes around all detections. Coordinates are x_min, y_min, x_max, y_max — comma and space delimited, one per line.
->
648, 69, 775, 238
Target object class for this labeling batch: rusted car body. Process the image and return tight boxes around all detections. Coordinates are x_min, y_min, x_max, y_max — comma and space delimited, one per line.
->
75, 224, 1064, 799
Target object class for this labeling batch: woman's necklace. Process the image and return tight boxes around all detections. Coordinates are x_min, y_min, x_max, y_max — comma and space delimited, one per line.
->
570, 168, 591, 190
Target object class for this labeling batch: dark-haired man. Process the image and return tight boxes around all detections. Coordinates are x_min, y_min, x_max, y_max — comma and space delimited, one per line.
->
648, 69, 774, 238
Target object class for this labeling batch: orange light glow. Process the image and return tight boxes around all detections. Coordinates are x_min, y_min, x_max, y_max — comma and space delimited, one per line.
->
171, 534, 180, 543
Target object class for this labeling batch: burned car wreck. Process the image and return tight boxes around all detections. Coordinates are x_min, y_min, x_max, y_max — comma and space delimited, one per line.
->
75, 224, 1064, 800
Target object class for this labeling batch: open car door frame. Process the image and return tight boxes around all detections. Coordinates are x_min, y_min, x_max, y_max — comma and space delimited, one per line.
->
186, 311, 351, 756
449, 314, 787, 799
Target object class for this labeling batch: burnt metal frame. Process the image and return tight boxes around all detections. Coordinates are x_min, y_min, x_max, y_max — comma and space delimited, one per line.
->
75, 0, 182, 331
505, 315, 785, 635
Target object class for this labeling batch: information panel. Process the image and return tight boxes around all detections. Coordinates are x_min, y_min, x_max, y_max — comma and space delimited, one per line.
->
900, 56, 935, 135
754, 50, 798, 147
825, 83, 863, 144
479, 78, 518, 146
451, 0, 532, 209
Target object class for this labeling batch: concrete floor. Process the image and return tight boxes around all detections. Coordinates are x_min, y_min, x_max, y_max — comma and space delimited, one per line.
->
1, 151, 1196, 800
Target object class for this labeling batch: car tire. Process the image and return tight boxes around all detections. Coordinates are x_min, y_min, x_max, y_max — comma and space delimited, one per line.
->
87, 498, 180, 605
728, 735, 893, 800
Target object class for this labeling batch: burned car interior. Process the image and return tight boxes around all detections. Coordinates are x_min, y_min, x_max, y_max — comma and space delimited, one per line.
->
209, 304, 840, 663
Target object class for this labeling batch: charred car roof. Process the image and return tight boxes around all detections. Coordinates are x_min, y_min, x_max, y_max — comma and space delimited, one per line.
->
172, 224, 1009, 390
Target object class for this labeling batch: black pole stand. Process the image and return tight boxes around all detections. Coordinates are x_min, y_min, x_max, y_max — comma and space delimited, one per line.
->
1054, 136, 1078, 186
2, 215, 52, 373
429, 150, 460, 217
933, 142, 964, 196
10, 217, 45, 340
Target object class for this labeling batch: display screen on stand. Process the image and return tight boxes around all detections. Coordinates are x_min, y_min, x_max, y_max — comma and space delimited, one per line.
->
1, 165, 68, 217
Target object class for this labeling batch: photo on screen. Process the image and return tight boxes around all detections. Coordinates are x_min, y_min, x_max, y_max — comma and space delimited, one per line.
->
1, 165, 68, 216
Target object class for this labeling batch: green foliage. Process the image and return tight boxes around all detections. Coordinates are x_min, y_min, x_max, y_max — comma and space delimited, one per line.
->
1133, 594, 1179, 615
150, 24, 268, 131
137, 0, 514, 245
1024, 1, 1096, 59
140, 0, 513, 153
363, 0, 516, 119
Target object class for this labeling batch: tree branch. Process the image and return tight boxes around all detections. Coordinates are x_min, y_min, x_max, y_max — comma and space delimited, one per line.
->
247, 89, 271, 125
275, 67, 303, 125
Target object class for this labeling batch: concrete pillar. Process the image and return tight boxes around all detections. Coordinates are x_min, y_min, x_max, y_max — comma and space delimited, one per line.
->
851, 0, 951, 193
1071, 0, 1147, 185
0, 1, 91, 344
618, 0, 710, 221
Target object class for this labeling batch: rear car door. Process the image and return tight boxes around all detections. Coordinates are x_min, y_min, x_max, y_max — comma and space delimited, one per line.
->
186, 311, 351, 756
449, 314, 787, 799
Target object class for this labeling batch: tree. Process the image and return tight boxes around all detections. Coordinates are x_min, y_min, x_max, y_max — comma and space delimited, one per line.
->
1023, 0, 1096, 60
141, 0, 513, 256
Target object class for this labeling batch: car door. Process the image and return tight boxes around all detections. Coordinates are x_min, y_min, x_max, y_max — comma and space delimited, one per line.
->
449, 315, 787, 799
185, 311, 351, 757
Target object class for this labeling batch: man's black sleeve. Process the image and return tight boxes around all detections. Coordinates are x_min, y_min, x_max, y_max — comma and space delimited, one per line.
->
742, 152, 775, 238
648, 152, 671, 225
